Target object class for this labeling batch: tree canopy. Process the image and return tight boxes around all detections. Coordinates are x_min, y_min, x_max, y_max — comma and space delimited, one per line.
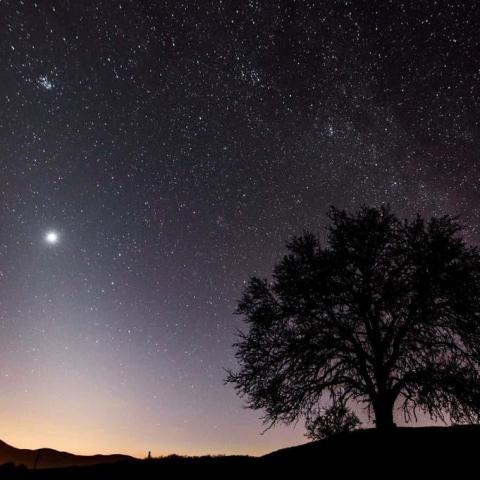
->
227, 205, 480, 432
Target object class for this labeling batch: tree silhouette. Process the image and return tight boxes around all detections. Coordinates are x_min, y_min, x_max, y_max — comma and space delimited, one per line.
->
227, 205, 480, 432
305, 403, 360, 440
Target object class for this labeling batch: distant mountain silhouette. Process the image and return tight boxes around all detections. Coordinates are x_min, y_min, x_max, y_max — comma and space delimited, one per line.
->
0, 439, 133, 469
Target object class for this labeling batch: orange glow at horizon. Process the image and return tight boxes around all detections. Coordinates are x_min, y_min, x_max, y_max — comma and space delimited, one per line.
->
0, 408, 305, 458
0, 366, 305, 458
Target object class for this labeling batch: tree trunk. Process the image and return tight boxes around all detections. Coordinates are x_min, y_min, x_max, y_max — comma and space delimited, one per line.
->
373, 394, 395, 431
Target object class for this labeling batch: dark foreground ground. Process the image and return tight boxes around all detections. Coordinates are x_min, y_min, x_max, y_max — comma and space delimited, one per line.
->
2, 425, 480, 478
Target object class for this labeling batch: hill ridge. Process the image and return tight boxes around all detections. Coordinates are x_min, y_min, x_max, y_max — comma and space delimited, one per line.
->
0, 438, 133, 469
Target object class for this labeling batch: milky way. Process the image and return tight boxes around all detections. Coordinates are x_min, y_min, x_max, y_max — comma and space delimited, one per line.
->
0, 0, 479, 456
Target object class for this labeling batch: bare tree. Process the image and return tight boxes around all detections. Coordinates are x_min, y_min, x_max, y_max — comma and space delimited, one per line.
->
227, 206, 480, 432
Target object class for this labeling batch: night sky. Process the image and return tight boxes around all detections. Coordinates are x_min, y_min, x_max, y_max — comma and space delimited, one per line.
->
1, 0, 479, 457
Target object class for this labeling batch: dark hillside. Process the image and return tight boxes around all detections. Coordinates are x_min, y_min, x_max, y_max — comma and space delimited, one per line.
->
3, 426, 480, 478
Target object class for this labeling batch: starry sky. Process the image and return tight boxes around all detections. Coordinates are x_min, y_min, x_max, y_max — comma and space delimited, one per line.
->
0, 0, 479, 457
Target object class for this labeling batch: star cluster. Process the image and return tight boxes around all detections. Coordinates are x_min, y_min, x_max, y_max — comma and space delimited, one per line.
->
0, 0, 479, 456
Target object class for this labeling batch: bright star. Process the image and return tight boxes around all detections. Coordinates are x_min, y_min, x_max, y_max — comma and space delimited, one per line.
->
38, 75, 54, 90
45, 231, 59, 244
